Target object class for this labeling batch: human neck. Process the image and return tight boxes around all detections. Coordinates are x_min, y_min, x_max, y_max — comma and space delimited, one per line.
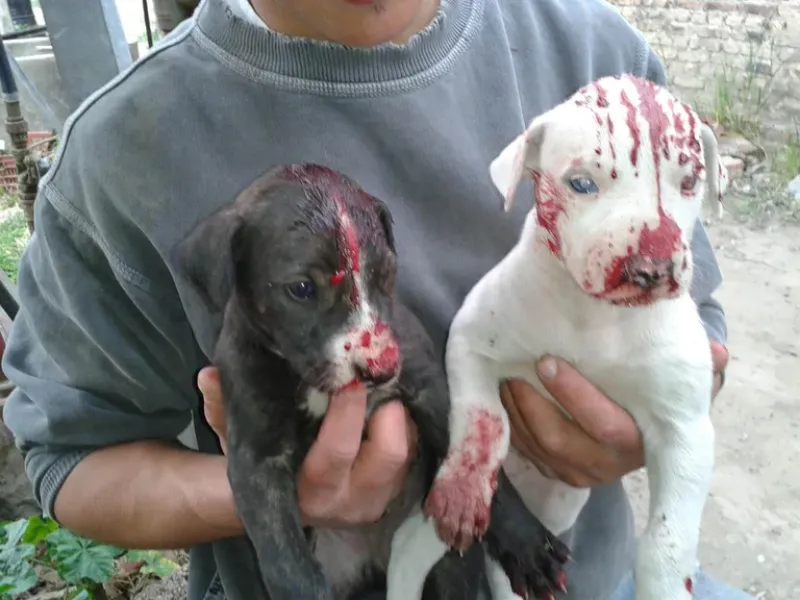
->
248, 0, 441, 45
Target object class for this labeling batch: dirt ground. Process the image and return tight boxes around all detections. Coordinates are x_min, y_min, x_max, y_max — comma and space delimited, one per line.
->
623, 213, 800, 600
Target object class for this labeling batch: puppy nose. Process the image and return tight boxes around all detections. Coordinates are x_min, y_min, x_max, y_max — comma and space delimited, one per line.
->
622, 256, 673, 290
354, 364, 396, 386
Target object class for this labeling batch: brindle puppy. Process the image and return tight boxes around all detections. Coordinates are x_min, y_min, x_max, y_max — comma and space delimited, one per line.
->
177, 164, 569, 600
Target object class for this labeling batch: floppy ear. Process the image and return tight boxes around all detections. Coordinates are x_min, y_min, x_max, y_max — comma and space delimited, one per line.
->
177, 206, 244, 313
373, 198, 397, 254
700, 122, 726, 219
489, 115, 548, 212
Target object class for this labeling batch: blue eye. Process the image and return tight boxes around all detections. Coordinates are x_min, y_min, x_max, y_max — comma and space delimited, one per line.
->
568, 176, 599, 194
286, 280, 317, 301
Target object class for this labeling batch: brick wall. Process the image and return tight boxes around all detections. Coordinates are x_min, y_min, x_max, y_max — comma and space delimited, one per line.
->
612, 0, 800, 144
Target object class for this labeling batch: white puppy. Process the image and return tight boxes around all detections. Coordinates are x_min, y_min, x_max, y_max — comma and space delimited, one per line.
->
422, 74, 728, 599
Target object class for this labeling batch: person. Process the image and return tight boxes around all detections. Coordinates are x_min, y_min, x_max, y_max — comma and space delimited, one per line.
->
1, 0, 748, 598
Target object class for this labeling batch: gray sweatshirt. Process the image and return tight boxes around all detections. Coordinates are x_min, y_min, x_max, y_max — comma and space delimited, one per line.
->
2, 0, 726, 598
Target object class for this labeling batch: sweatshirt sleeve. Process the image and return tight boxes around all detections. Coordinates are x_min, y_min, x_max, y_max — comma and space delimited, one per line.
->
641, 44, 728, 346
1, 180, 204, 520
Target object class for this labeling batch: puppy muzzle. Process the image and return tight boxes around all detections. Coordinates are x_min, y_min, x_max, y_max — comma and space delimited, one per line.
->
620, 256, 674, 290
352, 339, 400, 386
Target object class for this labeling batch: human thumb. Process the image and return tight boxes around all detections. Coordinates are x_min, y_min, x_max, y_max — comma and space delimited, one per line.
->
197, 366, 228, 453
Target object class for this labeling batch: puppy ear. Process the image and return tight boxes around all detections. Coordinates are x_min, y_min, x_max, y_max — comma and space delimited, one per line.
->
700, 122, 726, 219
177, 206, 244, 312
489, 115, 548, 212
374, 199, 397, 254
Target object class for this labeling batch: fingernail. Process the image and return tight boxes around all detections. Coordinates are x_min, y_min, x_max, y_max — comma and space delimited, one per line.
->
537, 356, 558, 380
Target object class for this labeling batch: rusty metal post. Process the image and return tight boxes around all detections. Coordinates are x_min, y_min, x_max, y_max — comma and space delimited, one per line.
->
5, 100, 37, 233
0, 36, 36, 233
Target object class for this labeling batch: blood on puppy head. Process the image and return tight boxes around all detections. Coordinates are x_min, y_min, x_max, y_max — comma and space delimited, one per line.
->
180, 163, 400, 394
490, 74, 728, 307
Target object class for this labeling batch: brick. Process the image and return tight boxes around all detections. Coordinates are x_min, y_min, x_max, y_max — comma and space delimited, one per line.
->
690, 10, 707, 24
699, 37, 723, 52
725, 14, 745, 27
722, 39, 743, 54
670, 7, 691, 21
660, 46, 679, 60
721, 156, 745, 180
673, 73, 706, 90
744, 14, 768, 29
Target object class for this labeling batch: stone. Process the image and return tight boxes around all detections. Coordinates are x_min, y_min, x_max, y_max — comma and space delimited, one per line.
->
691, 11, 707, 25
673, 73, 705, 90
132, 565, 189, 600
721, 156, 746, 180
787, 175, 800, 200
718, 135, 762, 160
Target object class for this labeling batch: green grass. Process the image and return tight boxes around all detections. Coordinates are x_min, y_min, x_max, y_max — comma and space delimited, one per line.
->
0, 208, 30, 284
771, 134, 800, 181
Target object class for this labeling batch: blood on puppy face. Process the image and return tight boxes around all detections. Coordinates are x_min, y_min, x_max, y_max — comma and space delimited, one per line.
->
490, 74, 727, 307
183, 164, 401, 395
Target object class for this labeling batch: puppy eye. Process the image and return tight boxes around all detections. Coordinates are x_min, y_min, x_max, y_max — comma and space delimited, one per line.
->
286, 280, 317, 301
681, 175, 698, 193
568, 176, 599, 194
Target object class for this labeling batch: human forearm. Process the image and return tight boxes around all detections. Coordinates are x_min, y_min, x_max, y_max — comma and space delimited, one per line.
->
53, 440, 244, 549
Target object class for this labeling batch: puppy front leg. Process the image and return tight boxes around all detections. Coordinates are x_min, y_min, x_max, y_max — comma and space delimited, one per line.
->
484, 469, 570, 600
636, 414, 715, 600
425, 331, 509, 551
227, 444, 331, 600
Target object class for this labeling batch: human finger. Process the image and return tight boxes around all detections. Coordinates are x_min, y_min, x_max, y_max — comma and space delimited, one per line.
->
503, 379, 598, 483
501, 382, 542, 462
504, 378, 628, 483
534, 356, 642, 454
197, 366, 228, 453
300, 385, 367, 498
710, 342, 729, 374
349, 401, 412, 517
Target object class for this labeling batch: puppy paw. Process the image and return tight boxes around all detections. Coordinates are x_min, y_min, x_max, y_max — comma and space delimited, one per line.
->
485, 521, 570, 600
424, 407, 507, 551
424, 462, 498, 551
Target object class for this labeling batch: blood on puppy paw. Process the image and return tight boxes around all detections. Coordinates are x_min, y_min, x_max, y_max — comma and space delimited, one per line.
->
424, 408, 505, 550
424, 465, 497, 550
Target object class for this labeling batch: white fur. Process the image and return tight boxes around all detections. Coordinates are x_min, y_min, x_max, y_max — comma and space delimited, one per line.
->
387, 507, 450, 600
407, 76, 727, 600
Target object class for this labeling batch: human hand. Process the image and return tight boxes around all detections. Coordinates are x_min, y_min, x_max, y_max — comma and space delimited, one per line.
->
197, 367, 418, 526
710, 341, 729, 399
500, 341, 729, 488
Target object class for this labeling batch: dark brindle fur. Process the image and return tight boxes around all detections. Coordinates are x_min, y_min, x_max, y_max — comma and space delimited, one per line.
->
177, 164, 569, 600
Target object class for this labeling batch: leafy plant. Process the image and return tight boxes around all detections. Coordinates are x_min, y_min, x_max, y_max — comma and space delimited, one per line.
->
771, 130, 800, 182
0, 207, 29, 283
0, 516, 179, 600
0, 520, 37, 597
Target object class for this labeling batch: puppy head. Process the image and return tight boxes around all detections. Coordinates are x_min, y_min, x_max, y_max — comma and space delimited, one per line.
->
490, 74, 727, 307
179, 164, 401, 393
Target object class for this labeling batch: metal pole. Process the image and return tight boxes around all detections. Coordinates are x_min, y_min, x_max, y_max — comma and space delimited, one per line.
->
0, 35, 36, 233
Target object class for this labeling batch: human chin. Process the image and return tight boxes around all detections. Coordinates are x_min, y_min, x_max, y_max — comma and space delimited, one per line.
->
327, 0, 439, 46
